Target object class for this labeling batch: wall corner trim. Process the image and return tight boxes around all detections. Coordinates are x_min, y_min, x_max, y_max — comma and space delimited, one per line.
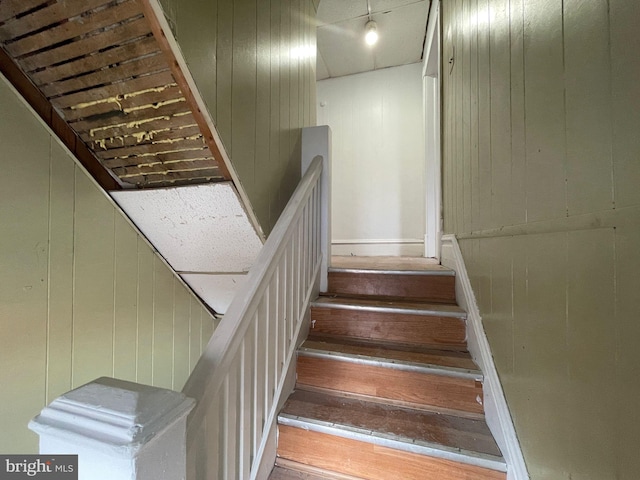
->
440, 234, 529, 480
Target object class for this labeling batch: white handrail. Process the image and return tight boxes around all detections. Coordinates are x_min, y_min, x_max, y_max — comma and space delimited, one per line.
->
182, 154, 325, 479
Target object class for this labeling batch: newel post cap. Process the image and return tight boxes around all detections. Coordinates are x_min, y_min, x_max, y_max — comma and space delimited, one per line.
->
29, 378, 195, 480
29, 377, 195, 455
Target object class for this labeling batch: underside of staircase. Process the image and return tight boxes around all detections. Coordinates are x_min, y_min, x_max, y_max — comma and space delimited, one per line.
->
0, 0, 231, 190
0, 0, 265, 315
269, 258, 507, 480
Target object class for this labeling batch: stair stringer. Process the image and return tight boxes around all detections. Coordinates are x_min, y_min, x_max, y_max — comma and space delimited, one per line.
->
440, 235, 529, 480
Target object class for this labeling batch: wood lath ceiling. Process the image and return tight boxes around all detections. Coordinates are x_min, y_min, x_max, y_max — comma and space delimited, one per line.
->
0, 0, 230, 190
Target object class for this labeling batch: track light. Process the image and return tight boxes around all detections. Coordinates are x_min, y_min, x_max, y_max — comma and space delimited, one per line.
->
365, 20, 378, 46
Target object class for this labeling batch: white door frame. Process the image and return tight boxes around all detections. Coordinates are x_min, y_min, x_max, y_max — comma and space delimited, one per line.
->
422, 0, 442, 259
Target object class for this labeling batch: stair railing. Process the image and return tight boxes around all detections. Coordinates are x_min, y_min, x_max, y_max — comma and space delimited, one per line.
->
181, 126, 331, 480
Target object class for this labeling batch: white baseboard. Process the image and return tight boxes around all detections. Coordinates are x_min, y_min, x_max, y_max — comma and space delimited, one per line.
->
332, 239, 423, 257
440, 235, 529, 480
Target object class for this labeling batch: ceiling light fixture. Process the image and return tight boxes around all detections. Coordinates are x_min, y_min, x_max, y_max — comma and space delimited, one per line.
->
365, 20, 378, 46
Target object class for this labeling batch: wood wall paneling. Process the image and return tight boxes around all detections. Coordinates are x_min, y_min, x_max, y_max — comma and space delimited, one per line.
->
188, 297, 200, 371
610, 0, 640, 208
442, 0, 639, 477
476, 0, 492, 232
46, 142, 75, 403
165, 0, 316, 234
72, 172, 116, 387
269, 0, 282, 226
255, 0, 273, 228
488, 0, 511, 229
508, 0, 526, 225
173, 285, 192, 390
0, 75, 216, 452
216, 0, 234, 155
136, 244, 155, 385
113, 214, 139, 383
523, 0, 566, 223
615, 223, 640, 476
566, 229, 616, 476
278, 1, 292, 219
482, 237, 513, 377
232, 0, 258, 198
0, 80, 50, 453
178, 0, 217, 120
152, 258, 176, 390
564, 0, 613, 216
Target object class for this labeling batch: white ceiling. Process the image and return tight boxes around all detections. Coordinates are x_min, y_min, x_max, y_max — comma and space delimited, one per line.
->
316, 0, 430, 80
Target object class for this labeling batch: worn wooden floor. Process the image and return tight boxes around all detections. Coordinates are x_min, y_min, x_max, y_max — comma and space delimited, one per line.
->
331, 255, 445, 271
281, 389, 502, 458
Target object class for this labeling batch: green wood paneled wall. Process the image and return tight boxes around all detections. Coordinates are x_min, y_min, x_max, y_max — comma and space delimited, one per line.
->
160, 0, 318, 235
0, 76, 217, 454
442, 1, 640, 478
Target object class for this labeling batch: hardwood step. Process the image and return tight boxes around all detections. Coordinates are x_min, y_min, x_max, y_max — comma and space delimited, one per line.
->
327, 267, 456, 303
269, 466, 328, 480
310, 296, 466, 349
277, 390, 506, 479
270, 459, 365, 479
277, 426, 506, 480
296, 339, 484, 415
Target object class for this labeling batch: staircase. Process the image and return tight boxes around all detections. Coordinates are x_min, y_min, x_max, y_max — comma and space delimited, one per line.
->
269, 258, 507, 480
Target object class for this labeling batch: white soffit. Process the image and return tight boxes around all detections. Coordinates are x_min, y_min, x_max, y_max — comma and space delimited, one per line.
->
181, 274, 247, 314
111, 183, 262, 273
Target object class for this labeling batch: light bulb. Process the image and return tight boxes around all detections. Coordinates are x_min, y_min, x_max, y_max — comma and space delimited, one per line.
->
365, 21, 378, 46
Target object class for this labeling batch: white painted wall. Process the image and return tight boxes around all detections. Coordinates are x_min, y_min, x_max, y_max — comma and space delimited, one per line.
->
317, 63, 425, 256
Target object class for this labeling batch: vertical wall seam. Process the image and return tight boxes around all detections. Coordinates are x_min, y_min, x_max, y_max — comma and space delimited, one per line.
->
564, 231, 570, 380
507, 0, 518, 227
522, 0, 528, 224
607, 0, 615, 209
510, 236, 515, 373
561, 0, 569, 218
70, 166, 77, 388
45, 136, 53, 405
112, 212, 117, 378
151, 257, 156, 385
487, 0, 493, 227
135, 238, 140, 382
171, 279, 176, 390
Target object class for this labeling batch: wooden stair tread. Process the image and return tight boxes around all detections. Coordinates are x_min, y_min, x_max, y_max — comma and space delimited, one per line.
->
280, 389, 503, 461
271, 460, 366, 480
276, 262, 506, 479
300, 338, 479, 373
329, 266, 454, 275
269, 466, 337, 480
314, 295, 466, 316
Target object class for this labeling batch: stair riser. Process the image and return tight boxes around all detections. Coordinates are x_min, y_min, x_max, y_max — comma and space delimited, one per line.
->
277, 425, 506, 480
310, 306, 466, 348
296, 356, 484, 414
327, 271, 456, 303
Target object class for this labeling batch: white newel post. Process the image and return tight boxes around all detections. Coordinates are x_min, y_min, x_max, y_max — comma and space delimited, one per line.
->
301, 125, 332, 292
29, 377, 195, 480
